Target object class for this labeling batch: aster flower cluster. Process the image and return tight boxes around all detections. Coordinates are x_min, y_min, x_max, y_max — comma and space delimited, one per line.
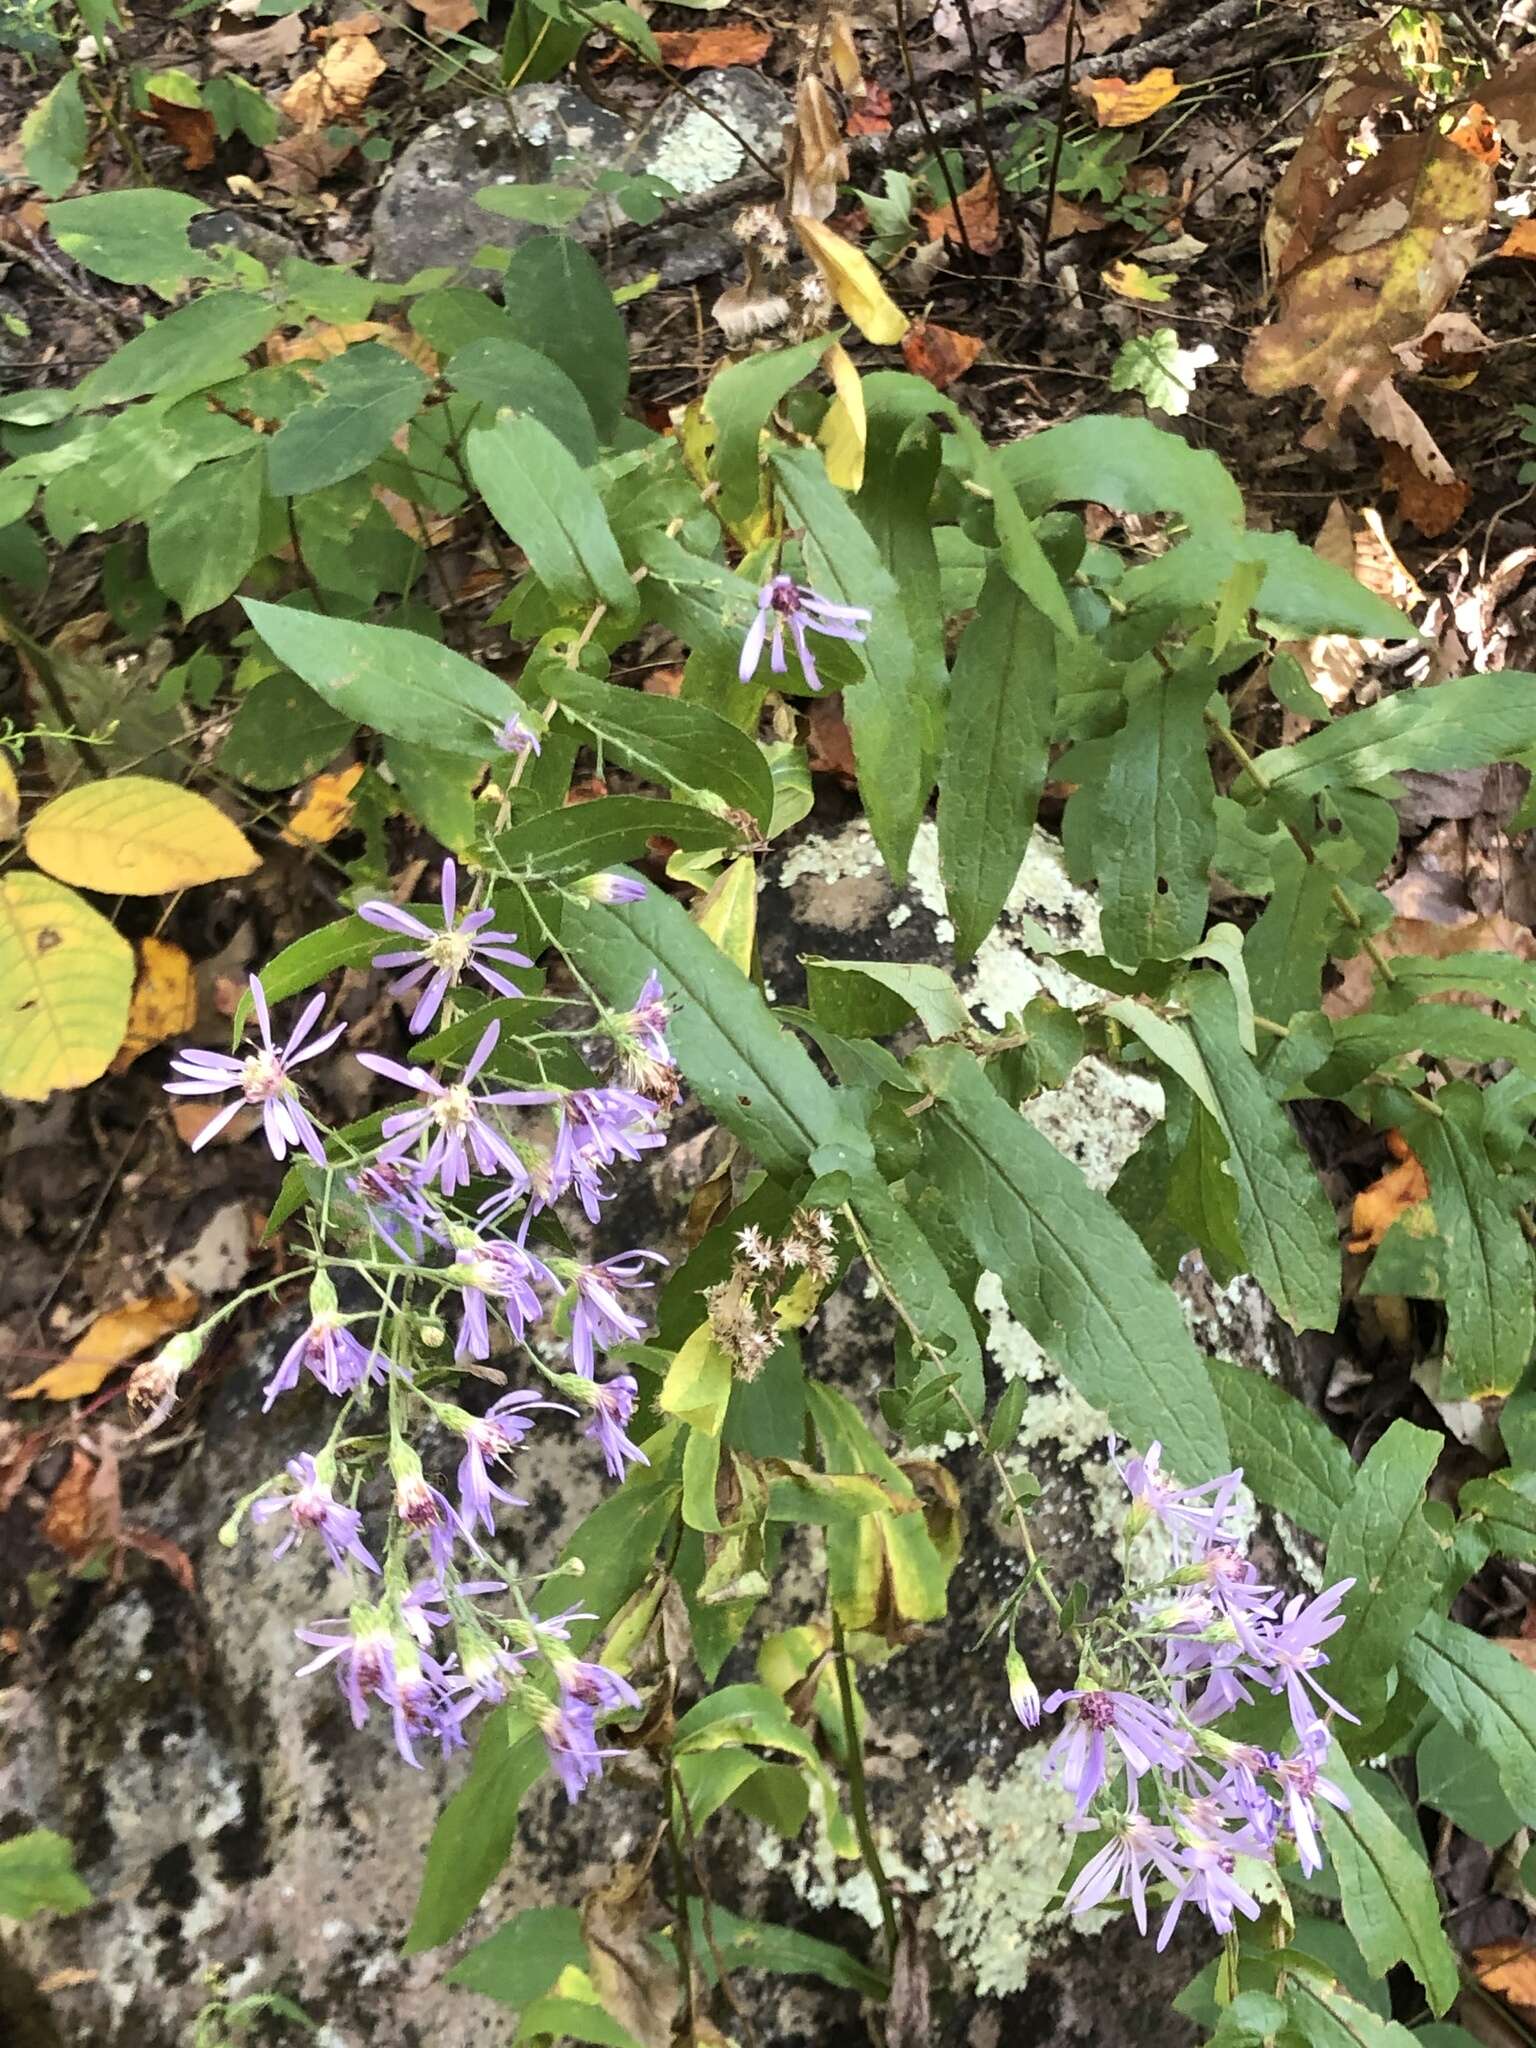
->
1017, 1444, 1355, 1948
144, 858, 683, 1795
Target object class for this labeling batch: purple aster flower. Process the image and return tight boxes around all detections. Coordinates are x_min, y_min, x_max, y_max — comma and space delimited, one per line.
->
609, 971, 674, 1095
452, 1236, 554, 1361
584, 1374, 648, 1482
577, 872, 646, 906
389, 1648, 464, 1768
251, 1453, 380, 1573
738, 574, 870, 693
1064, 1808, 1186, 1935
357, 1020, 558, 1198
262, 1312, 385, 1411
395, 1468, 476, 1576
1116, 1442, 1248, 1558
359, 861, 534, 1035
1269, 1733, 1348, 1876
345, 1157, 443, 1260
1157, 1800, 1265, 1949
295, 1607, 398, 1729
554, 1654, 641, 1718
567, 1250, 666, 1377
547, 1089, 667, 1222
166, 974, 344, 1162
452, 1390, 573, 1533
540, 1699, 623, 1803
1040, 1688, 1193, 1816
495, 714, 542, 758
1244, 1579, 1358, 1742
446, 1633, 530, 1719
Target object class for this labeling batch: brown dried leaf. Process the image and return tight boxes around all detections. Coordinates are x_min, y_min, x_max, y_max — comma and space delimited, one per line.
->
1475, 1938, 1536, 2009
1353, 379, 1456, 486
1348, 1132, 1429, 1252
41, 1448, 116, 1562
110, 937, 198, 1073
1482, 49, 1536, 161
1080, 67, 1180, 128
404, 0, 478, 33
1379, 441, 1470, 539
12, 1284, 199, 1402
918, 167, 1001, 255
119, 1524, 196, 1592
654, 25, 772, 70
1327, 911, 1536, 1020
144, 95, 217, 170
172, 1099, 261, 1148
1262, 31, 1413, 279
278, 32, 384, 129
1282, 499, 1417, 710
1499, 217, 1536, 259
901, 320, 983, 390
1024, 0, 1151, 73
1048, 194, 1108, 239
827, 12, 864, 95
846, 85, 893, 137
209, 13, 306, 71
581, 1856, 677, 2048
786, 77, 846, 224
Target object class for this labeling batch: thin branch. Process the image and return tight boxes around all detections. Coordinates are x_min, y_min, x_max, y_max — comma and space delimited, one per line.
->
1038, 0, 1080, 279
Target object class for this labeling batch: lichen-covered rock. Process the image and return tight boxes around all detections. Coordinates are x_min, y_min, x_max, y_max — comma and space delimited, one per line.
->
370, 70, 787, 285
2, 808, 1304, 2045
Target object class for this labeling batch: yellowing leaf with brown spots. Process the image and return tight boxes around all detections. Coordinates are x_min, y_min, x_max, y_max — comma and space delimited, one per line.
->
267, 320, 437, 374
0, 874, 134, 1102
282, 761, 364, 845
1081, 67, 1181, 127
10, 1282, 198, 1401
26, 777, 260, 894
793, 216, 909, 346
110, 937, 198, 1072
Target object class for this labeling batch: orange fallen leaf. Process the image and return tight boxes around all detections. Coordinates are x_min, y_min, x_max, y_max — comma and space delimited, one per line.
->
1475, 1937, 1536, 2009
1347, 1132, 1429, 1252
144, 94, 217, 171
41, 1448, 117, 1562
172, 1100, 261, 1148
120, 1524, 197, 1591
846, 85, 893, 138
1081, 67, 1181, 128
405, 0, 479, 30
282, 761, 365, 845
1499, 217, 1536, 258
1447, 101, 1500, 164
918, 168, 1001, 256
901, 321, 984, 390
1499, 1640, 1536, 1673
267, 318, 437, 374
1379, 441, 1470, 539
311, 9, 385, 37
12, 1284, 199, 1402
808, 697, 856, 782
110, 937, 198, 1073
654, 25, 772, 70
1048, 194, 1109, 239
279, 32, 385, 129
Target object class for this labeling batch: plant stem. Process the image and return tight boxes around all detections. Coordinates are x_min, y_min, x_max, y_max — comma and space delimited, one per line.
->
1038, 0, 1080, 277
894, 0, 974, 263
829, 1608, 900, 1963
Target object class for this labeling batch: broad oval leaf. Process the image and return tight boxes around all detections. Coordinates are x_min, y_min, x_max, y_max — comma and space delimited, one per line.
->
26, 777, 260, 894
0, 874, 134, 1100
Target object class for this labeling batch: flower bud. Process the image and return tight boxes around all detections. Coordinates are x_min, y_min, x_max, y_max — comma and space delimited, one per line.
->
1006, 1642, 1040, 1729
308, 1268, 339, 1318
574, 871, 646, 906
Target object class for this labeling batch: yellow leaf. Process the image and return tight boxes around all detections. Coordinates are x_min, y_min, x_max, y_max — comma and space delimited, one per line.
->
0, 874, 134, 1102
278, 32, 384, 129
26, 777, 261, 894
1082, 66, 1181, 127
793, 215, 909, 345
659, 1322, 734, 1436
693, 856, 757, 974
1102, 259, 1176, 302
817, 341, 867, 490
11, 1283, 199, 1402
282, 762, 364, 846
111, 937, 199, 1072
0, 754, 18, 840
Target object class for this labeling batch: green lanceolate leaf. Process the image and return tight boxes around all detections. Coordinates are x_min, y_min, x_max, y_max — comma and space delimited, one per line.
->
948, 414, 1077, 640
542, 669, 773, 830
910, 1047, 1229, 1480
242, 602, 512, 756
938, 564, 1056, 962
1244, 839, 1342, 1023
468, 413, 637, 617
446, 338, 598, 465
1416, 1716, 1521, 1847
804, 957, 971, 1042
1402, 1612, 1536, 1825
1182, 974, 1340, 1333
266, 343, 428, 496
1398, 1086, 1536, 1399
446, 1906, 587, 2009
706, 336, 828, 526
246, 915, 384, 1009
500, 236, 629, 442
839, 1162, 985, 1417
855, 407, 947, 805
1323, 1420, 1444, 1731
1205, 1360, 1352, 1536
75, 291, 279, 409
1321, 1748, 1458, 2017
994, 413, 1244, 539
1091, 663, 1216, 967
558, 872, 868, 1178
631, 531, 759, 664
496, 795, 741, 881
147, 444, 265, 619
770, 444, 932, 882
1251, 672, 1536, 798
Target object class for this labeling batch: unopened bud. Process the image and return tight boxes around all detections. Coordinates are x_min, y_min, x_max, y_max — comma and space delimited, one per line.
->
1006, 1642, 1040, 1729
308, 1268, 339, 1318
575, 871, 646, 906
418, 1320, 446, 1351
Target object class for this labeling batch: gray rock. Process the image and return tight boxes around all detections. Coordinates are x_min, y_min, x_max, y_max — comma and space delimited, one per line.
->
2, 813, 1308, 2045
370, 70, 787, 286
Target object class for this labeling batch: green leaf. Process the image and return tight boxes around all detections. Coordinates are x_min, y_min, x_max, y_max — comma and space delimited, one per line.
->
1398, 1086, 1536, 1399
1108, 327, 1217, 417
543, 669, 773, 830
385, 742, 478, 853
204, 70, 281, 146
956, 421, 1079, 642
468, 413, 636, 617
1417, 1715, 1520, 1846
1182, 974, 1341, 1333
1402, 1612, 1536, 1826
841, 1162, 985, 1417
266, 343, 428, 496
705, 337, 828, 525
994, 412, 1243, 539
219, 672, 357, 790
247, 915, 384, 1007
660, 1323, 733, 1436
21, 73, 86, 200
1088, 665, 1215, 967
854, 407, 948, 794
911, 1047, 1229, 1480
1322, 1747, 1459, 2015
48, 190, 208, 289
495, 794, 739, 881
1244, 839, 1342, 1022
558, 873, 866, 1178
690, 1904, 886, 1999
500, 236, 628, 442
147, 445, 265, 619
1122, 532, 1413, 640
1252, 672, 1536, 798
476, 182, 592, 227
1323, 1420, 1444, 1730
446, 337, 598, 464
1460, 1473, 1536, 1565
804, 957, 971, 1042
0, 1830, 91, 1919
1205, 1359, 1352, 1536
446, 1906, 586, 2007
770, 445, 931, 881
75, 292, 278, 409
242, 602, 513, 756
938, 565, 1056, 962
634, 531, 760, 665
1284, 1978, 1419, 2048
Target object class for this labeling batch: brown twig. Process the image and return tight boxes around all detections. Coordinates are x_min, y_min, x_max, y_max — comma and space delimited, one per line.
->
1037, 0, 1080, 278
951, 0, 1016, 238
893, 0, 975, 264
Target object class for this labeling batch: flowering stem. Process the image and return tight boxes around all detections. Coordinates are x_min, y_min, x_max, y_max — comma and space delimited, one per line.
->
830, 1608, 899, 1964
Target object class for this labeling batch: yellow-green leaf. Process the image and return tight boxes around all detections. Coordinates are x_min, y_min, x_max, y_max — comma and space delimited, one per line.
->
0, 874, 134, 1101
817, 340, 866, 490
693, 856, 757, 974
0, 756, 18, 840
793, 216, 909, 346
26, 777, 260, 894
659, 1322, 733, 1436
